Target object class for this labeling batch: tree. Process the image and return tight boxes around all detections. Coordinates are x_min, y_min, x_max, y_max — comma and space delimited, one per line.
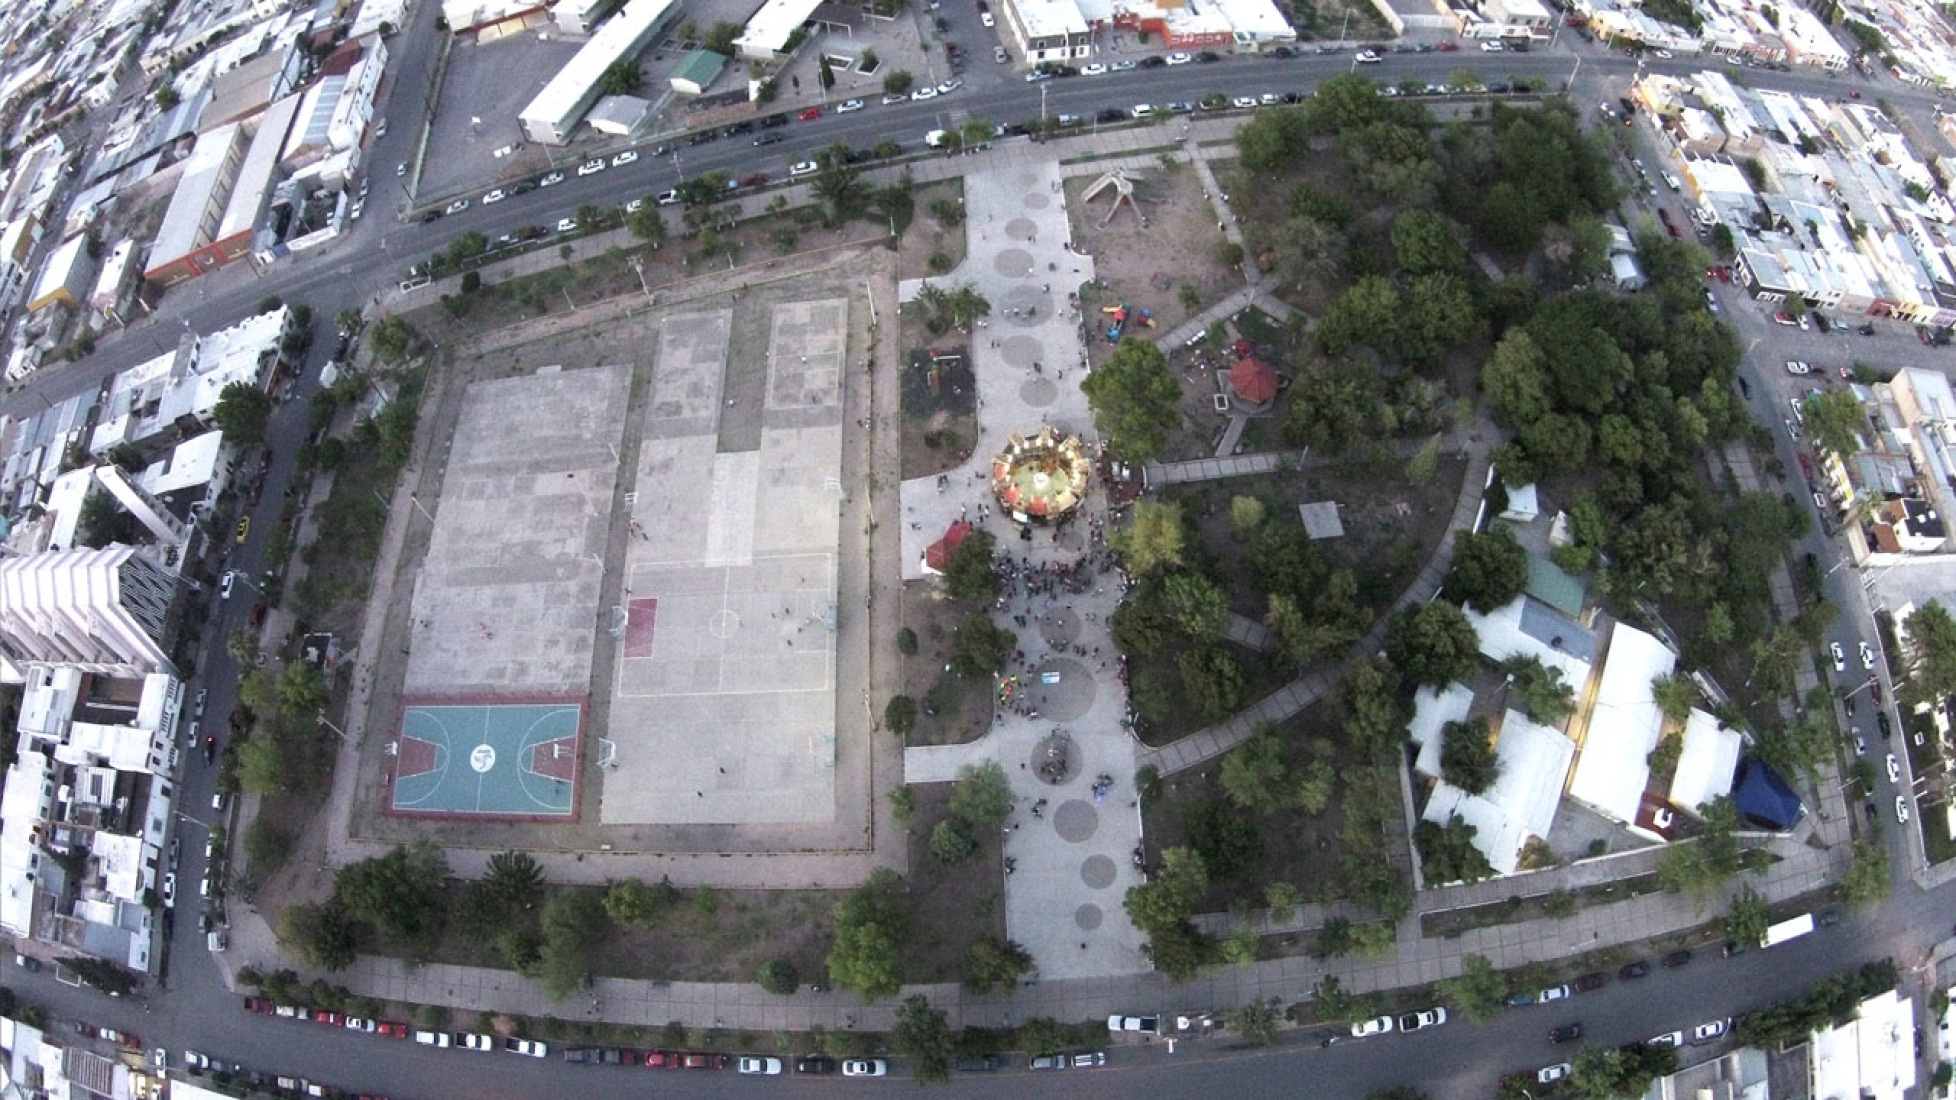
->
1179, 644, 1245, 719
892, 995, 955, 1083
1841, 841, 1890, 909
603, 877, 675, 925
627, 203, 667, 247
1124, 846, 1207, 935
947, 613, 1012, 677
368, 318, 416, 362
1392, 208, 1465, 276
1723, 885, 1769, 947
758, 958, 800, 994
535, 890, 609, 999
1219, 729, 1290, 815
1160, 572, 1228, 639
482, 850, 543, 912
212, 383, 273, 445
1415, 814, 1495, 884
1903, 600, 1956, 703
930, 818, 977, 863
1650, 672, 1697, 725
1656, 796, 1747, 904
948, 761, 1013, 832
1501, 655, 1575, 725
1385, 600, 1481, 688
1227, 998, 1282, 1045
942, 527, 999, 602
1267, 214, 1346, 292
279, 902, 359, 969
1317, 276, 1402, 357
961, 934, 1033, 992
946, 284, 992, 330
334, 842, 448, 945
154, 83, 180, 110
1445, 526, 1528, 612
1563, 1045, 1630, 1100
1344, 656, 1411, 753
1294, 755, 1335, 814
1439, 717, 1499, 793
1080, 337, 1182, 461
598, 59, 641, 96
703, 20, 741, 52
1113, 500, 1185, 577
882, 69, 915, 95
827, 869, 908, 1000
883, 695, 917, 736
1443, 953, 1508, 1023
1228, 496, 1266, 541
1799, 390, 1865, 456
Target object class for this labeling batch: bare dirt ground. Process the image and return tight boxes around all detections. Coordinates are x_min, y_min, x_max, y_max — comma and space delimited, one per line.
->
897, 179, 970, 280
896, 585, 993, 748
1065, 156, 1242, 364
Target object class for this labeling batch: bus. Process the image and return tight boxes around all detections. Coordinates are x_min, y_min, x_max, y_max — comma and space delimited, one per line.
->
1760, 913, 1816, 948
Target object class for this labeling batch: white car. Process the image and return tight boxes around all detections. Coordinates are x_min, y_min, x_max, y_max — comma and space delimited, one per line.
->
911, 85, 939, 101
1351, 1015, 1394, 1037
1082, 63, 1108, 75
1649, 1030, 1684, 1049
937, 79, 962, 94
457, 1033, 495, 1051
1830, 643, 1845, 671
1398, 1007, 1446, 1032
482, 189, 507, 204
1355, 50, 1382, 63
1652, 48, 1674, 58
375, 118, 388, 138
1111, 59, 1137, 70
1860, 641, 1876, 670
1886, 752, 1900, 783
1480, 40, 1505, 51
1231, 96, 1258, 108
395, 162, 407, 177
656, 189, 680, 206
185, 1051, 212, 1070
194, 688, 208, 717
981, 10, 994, 24
345, 1018, 377, 1033
539, 172, 565, 187
577, 159, 606, 176
612, 150, 638, 166
624, 198, 645, 213
1166, 51, 1193, 64
443, 199, 469, 214
738, 1057, 783, 1075
504, 1038, 547, 1058
842, 1059, 888, 1077
884, 91, 911, 103
160, 872, 176, 908
789, 160, 820, 178
1539, 1063, 1572, 1085
557, 217, 579, 233
219, 572, 236, 600
837, 98, 864, 112
1690, 1019, 1730, 1044
415, 1030, 452, 1047
994, 46, 1007, 62
1108, 1014, 1160, 1032
1785, 360, 1812, 375
1897, 795, 1911, 823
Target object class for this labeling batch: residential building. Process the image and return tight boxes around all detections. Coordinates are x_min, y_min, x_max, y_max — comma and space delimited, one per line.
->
24, 234, 94, 316
1812, 989, 1916, 1100
0, 546, 179, 682
668, 49, 728, 96
733, 0, 822, 59
0, 666, 182, 973
142, 123, 248, 287
89, 307, 294, 458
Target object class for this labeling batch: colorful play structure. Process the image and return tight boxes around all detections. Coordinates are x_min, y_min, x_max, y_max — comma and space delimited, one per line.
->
1100, 303, 1155, 342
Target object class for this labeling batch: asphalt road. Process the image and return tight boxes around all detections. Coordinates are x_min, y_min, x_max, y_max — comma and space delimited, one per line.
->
6, 8, 1955, 1097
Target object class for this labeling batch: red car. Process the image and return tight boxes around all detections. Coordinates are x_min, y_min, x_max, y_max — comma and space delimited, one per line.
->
1798, 453, 1816, 479
244, 997, 275, 1014
682, 1053, 731, 1070
1436, 40, 1459, 50
313, 1010, 344, 1026
798, 107, 822, 121
644, 1051, 683, 1069
378, 1021, 411, 1039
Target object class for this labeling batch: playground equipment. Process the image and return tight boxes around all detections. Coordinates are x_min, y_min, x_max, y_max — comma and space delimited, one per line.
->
1081, 169, 1145, 227
1100, 303, 1156, 341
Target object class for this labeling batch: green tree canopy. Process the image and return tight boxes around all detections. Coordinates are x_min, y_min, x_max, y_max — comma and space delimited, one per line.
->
961, 933, 1034, 993
1113, 500, 1185, 578
892, 995, 955, 1083
1415, 813, 1495, 884
1391, 208, 1466, 276
334, 841, 448, 946
1080, 337, 1182, 461
1443, 953, 1508, 1023
1903, 600, 1956, 703
942, 527, 999, 602
947, 613, 1013, 677
1219, 729, 1290, 815
212, 382, 273, 445
827, 868, 908, 1000
1385, 600, 1481, 688
1439, 717, 1499, 793
1444, 525, 1529, 613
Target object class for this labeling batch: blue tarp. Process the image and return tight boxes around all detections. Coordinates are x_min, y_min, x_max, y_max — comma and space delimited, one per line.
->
1732, 758, 1803, 830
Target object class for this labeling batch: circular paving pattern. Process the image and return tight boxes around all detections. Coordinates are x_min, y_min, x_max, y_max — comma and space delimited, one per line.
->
1031, 730, 1078, 786
993, 248, 1035, 278
1001, 285, 1051, 320
1018, 377, 1058, 407
1000, 334, 1044, 368
1080, 854, 1117, 889
1041, 608, 1080, 647
708, 609, 740, 639
1005, 216, 1039, 242
1074, 903, 1104, 931
1027, 656, 1094, 720
1055, 527, 1087, 552
1024, 193, 1051, 210
1053, 798, 1098, 842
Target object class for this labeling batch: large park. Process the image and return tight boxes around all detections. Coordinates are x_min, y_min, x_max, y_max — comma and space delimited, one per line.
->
211, 79, 1888, 1084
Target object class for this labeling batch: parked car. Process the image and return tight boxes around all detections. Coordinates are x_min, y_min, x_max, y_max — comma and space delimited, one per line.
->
1830, 642, 1846, 671
1660, 950, 1693, 968
1513, 985, 1570, 1006
1896, 795, 1911, 823
843, 1058, 889, 1076
1539, 1063, 1573, 1084
312, 1010, 343, 1027
1619, 961, 1651, 979
1071, 1052, 1107, 1068
1108, 1015, 1160, 1032
1399, 1008, 1446, 1032
954, 1054, 1003, 1072
1649, 1030, 1684, 1049
1860, 641, 1876, 670
1549, 1023, 1584, 1044
504, 1037, 547, 1057
1689, 1019, 1730, 1044
681, 1053, 730, 1069
738, 1057, 783, 1075
539, 171, 565, 187
1030, 1054, 1068, 1070
1887, 752, 1901, 783
796, 1056, 839, 1074
344, 1018, 377, 1034
457, 1033, 495, 1051
1573, 972, 1610, 993
414, 1030, 451, 1048
612, 150, 638, 166
1352, 1015, 1395, 1037
377, 1021, 410, 1039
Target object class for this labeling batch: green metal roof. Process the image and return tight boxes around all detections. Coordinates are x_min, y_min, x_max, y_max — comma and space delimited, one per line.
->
671, 50, 727, 88
1525, 551, 1586, 619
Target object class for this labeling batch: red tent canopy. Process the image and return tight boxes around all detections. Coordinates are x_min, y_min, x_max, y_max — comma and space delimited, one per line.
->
1229, 356, 1279, 402
923, 520, 975, 573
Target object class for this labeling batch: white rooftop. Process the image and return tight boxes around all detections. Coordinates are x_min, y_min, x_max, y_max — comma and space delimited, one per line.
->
1567, 622, 1673, 825
1668, 707, 1741, 813
139, 430, 225, 498
1811, 989, 1916, 1100
733, 0, 823, 56
1422, 709, 1576, 875
1408, 682, 1475, 778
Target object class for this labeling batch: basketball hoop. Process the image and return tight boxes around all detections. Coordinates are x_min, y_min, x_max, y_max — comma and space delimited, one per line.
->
384, 741, 398, 756
596, 738, 619, 770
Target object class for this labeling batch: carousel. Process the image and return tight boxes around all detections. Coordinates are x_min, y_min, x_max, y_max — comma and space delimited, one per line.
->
991, 425, 1092, 524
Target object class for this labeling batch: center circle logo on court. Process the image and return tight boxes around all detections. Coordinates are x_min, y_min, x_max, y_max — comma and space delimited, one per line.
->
470, 745, 497, 773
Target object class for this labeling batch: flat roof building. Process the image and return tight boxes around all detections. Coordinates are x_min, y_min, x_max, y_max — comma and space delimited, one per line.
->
669, 49, 728, 95
144, 123, 247, 287
0, 546, 179, 681
734, 0, 823, 60
24, 235, 93, 315
1568, 623, 1673, 826
518, 0, 681, 145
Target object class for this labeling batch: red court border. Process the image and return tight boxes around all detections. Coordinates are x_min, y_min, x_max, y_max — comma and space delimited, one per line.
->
383, 692, 589, 824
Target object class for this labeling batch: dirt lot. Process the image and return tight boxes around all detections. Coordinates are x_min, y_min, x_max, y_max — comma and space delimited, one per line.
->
1066, 155, 1242, 360
897, 336, 977, 481
897, 584, 995, 747
897, 179, 970, 280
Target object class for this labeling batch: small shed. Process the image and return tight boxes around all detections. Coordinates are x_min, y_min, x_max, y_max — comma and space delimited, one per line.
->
1227, 356, 1279, 404
1609, 252, 1646, 292
670, 50, 729, 96
588, 94, 651, 135
921, 520, 974, 576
